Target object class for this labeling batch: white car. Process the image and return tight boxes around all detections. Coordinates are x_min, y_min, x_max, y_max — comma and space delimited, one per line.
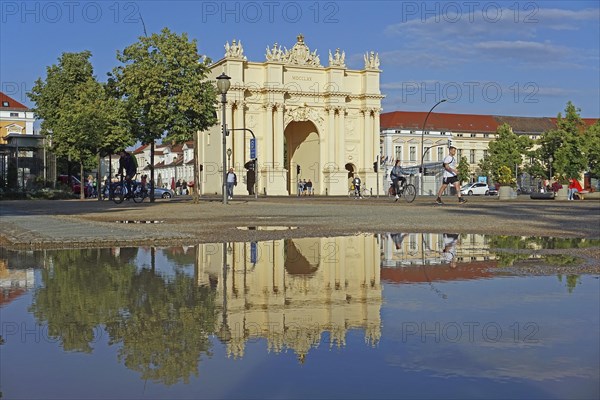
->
460, 182, 491, 196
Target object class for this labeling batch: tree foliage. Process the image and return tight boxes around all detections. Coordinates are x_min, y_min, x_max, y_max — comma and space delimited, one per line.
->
478, 123, 532, 184
536, 101, 587, 181
110, 27, 218, 201
112, 27, 217, 144
29, 52, 105, 167
457, 156, 470, 183
582, 121, 600, 178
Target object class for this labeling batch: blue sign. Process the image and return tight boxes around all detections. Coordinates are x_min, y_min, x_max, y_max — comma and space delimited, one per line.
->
250, 138, 256, 159
250, 241, 257, 264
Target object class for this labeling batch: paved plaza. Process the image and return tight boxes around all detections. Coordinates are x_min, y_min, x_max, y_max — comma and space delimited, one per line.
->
1, 196, 599, 250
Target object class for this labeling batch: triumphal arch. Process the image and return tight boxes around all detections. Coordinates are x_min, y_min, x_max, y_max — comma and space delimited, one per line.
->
199, 35, 383, 196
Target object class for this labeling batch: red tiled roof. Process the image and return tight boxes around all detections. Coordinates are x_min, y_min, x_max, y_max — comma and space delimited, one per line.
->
132, 144, 149, 154
0, 92, 28, 110
381, 260, 497, 283
381, 111, 498, 133
381, 111, 599, 134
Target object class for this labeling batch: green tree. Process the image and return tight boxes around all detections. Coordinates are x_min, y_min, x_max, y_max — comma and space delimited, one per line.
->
28, 52, 118, 199
582, 121, 600, 178
457, 156, 470, 184
111, 28, 218, 202
478, 123, 532, 184
537, 101, 587, 182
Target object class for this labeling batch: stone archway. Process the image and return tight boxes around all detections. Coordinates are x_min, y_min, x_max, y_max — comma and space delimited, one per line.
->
284, 120, 320, 195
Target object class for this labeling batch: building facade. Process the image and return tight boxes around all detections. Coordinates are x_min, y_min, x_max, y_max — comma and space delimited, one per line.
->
380, 111, 598, 193
198, 35, 383, 196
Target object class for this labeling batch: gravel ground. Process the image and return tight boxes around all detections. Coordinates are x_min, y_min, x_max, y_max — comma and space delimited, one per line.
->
2, 195, 599, 246
2, 195, 599, 273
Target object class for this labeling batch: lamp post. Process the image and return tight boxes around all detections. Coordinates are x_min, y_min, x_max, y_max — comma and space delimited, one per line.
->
420, 99, 447, 196
227, 148, 232, 171
217, 72, 231, 205
549, 155, 553, 181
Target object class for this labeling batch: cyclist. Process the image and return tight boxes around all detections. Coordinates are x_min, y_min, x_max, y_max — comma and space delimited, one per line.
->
390, 160, 406, 199
118, 150, 137, 197
352, 174, 362, 199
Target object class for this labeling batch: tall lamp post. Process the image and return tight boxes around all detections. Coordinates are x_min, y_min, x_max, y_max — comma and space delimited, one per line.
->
217, 72, 231, 205
420, 99, 447, 195
227, 148, 232, 171
549, 155, 553, 181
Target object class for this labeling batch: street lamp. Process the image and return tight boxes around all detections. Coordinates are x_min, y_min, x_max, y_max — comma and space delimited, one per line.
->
420, 99, 447, 196
549, 155, 553, 181
227, 148, 232, 170
217, 72, 231, 205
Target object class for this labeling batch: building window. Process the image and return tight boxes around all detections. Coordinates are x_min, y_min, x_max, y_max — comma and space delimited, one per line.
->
10, 112, 19, 117
484, 133, 490, 138
457, 149, 463, 159
470, 133, 476, 137
437, 147, 444, 161
2, 101, 9, 107
470, 150, 476, 164
424, 148, 430, 162
457, 133, 463, 137
410, 130, 415, 134
409, 146, 416, 161
394, 146, 402, 161
483, 150, 488, 159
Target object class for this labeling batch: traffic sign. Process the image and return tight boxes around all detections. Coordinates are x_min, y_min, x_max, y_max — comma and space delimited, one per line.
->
250, 138, 256, 159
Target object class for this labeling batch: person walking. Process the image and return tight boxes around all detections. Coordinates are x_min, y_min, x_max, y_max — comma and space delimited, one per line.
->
435, 145, 466, 205
226, 168, 237, 200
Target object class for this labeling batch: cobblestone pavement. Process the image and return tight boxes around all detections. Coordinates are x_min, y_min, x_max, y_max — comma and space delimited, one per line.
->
1, 195, 599, 250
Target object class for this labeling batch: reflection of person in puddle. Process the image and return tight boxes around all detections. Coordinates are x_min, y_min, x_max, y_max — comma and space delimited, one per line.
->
390, 233, 408, 249
442, 233, 459, 268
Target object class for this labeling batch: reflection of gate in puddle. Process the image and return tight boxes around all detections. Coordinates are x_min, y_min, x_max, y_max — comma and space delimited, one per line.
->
195, 235, 382, 360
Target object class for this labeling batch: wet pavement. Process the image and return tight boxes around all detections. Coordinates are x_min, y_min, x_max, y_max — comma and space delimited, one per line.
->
1, 195, 599, 250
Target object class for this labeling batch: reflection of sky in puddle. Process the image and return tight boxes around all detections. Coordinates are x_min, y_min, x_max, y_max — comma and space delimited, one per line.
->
0, 234, 598, 399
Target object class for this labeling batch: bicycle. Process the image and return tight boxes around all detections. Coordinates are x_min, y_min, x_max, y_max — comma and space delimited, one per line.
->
348, 185, 371, 199
388, 179, 417, 203
113, 174, 147, 204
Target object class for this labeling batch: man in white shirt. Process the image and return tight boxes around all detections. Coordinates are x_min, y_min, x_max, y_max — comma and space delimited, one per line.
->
436, 146, 467, 205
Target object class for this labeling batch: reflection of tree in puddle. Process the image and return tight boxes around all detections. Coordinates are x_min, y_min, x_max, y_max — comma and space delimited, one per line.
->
488, 236, 591, 268
29, 248, 218, 385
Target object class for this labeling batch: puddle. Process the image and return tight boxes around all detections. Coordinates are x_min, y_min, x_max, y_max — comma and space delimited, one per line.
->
236, 226, 298, 230
115, 220, 165, 224
0, 233, 598, 399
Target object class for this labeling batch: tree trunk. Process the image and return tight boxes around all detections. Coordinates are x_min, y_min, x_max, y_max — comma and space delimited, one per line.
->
150, 140, 155, 203
80, 162, 85, 200
193, 130, 200, 204
97, 153, 102, 201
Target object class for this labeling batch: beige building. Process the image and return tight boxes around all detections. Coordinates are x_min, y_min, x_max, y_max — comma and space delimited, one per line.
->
198, 35, 384, 196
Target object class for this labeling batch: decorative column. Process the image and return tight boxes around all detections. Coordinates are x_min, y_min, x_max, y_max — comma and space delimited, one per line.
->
337, 107, 346, 170
264, 103, 274, 171
362, 109, 371, 172
225, 101, 233, 172
274, 103, 285, 170
327, 107, 336, 170
234, 101, 245, 172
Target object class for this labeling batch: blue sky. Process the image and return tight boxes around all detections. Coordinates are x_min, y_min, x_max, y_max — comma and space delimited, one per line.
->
1, 1, 598, 118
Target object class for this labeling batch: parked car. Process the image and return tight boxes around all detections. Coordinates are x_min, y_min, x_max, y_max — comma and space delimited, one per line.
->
460, 182, 491, 196
57, 175, 83, 195
487, 186, 498, 196
147, 184, 174, 199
